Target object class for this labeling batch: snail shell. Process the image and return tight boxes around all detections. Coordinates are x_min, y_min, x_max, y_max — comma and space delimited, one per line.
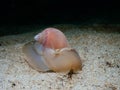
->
23, 28, 82, 73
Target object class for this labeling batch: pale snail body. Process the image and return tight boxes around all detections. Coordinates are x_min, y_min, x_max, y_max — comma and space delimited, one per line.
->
23, 28, 82, 73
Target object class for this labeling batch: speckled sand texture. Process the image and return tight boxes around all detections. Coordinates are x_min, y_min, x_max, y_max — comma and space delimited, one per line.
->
0, 25, 120, 90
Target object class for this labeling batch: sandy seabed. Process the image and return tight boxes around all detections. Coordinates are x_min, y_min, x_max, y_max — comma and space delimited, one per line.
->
0, 24, 120, 90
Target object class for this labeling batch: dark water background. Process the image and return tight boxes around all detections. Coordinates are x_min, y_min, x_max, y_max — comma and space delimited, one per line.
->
0, 0, 120, 36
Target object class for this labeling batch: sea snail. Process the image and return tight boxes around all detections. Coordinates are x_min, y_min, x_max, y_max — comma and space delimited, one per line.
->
22, 28, 82, 73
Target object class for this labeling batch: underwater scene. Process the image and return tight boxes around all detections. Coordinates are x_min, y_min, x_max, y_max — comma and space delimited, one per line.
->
0, 0, 120, 89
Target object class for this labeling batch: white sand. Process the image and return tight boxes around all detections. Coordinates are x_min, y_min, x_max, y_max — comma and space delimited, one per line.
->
0, 25, 120, 90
